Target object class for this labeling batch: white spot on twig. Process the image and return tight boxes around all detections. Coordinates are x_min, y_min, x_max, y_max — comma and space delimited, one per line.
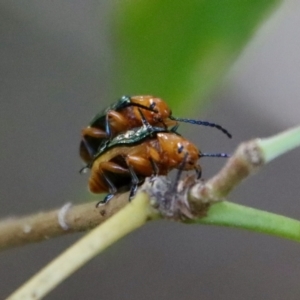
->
23, 224, 32, 233
58, 202, 72, 230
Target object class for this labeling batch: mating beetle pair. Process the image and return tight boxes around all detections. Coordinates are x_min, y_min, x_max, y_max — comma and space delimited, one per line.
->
80, 95, 232, 204
80, 95, 232, 166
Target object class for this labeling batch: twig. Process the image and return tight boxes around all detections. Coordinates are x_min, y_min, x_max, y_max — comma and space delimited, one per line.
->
189, 138, 264, 204
0, 193, 129, 251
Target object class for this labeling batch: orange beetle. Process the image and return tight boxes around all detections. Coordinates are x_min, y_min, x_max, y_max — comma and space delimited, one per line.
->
89, 132, 201, 204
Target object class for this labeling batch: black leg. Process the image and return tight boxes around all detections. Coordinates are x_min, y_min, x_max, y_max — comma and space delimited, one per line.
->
80, 138, 96, 159
127, 165, 139, 200
105, 112, 112, 139
171, 152, 188, 192
150, 158, 159, 176
195, 165, 202, 179
102, 172, 117, 195
137, 108, 152, 132
96, 193, 114, 207
95, 171, 118, 207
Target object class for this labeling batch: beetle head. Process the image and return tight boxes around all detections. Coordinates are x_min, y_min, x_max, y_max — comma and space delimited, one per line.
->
131, 95, 171, 123
157, 133, 199, 170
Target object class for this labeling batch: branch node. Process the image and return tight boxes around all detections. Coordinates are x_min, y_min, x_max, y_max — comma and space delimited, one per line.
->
240, 139, 265, 168
141, 175, 209, 221
58, 202, 73, 231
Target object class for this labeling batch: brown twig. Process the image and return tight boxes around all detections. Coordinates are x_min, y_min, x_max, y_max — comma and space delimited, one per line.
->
189, 139, 264, 202
0, 193, 129, 251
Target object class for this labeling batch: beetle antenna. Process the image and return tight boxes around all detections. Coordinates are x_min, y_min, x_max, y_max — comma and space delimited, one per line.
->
169, 116, 232, 139
138, 108, 154, 135
199, 152, 231, 158
138, 108, 148, 126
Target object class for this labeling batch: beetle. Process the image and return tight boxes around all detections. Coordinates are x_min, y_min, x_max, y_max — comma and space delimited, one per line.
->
80, 95, 232, 164
87, 118, 229, 204
89, 131, 201, 204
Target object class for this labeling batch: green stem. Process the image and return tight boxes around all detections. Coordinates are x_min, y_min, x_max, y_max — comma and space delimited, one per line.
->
197, 201, 300, 242
259, 126, 300, 163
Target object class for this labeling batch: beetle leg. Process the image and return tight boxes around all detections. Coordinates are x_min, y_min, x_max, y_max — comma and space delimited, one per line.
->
126, 155, 153, 176
148, 147, 161, 175
121, 154, 141, 200
195, 164, 202, 179
105, 113, 112, 139
99, 162, 130, 199
80, 126, 108, 162
127, 164, 140, 200
149, 158, 159, 176
148, 146, 160, 161
96, 193, 114, 206
90, 161, 130, 204
82, 127, 107, 139
79, 141, 94, 164
171, 152, 188, 192
88, 168, 109, 194
137, 108, 153, 134
100, 161, 130, 175
101, 172, 117, 196
126, 144, 160, 176
80, 139, 95, 161
106, 110, 129, 137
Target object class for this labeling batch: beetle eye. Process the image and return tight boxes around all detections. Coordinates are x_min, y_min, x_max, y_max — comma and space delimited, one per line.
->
149, 102, 156, 110
177, 143, 184, 154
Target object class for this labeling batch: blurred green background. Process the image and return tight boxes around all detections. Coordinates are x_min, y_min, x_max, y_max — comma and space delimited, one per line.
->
114, 0, 279, 109
1, 1, 300, 299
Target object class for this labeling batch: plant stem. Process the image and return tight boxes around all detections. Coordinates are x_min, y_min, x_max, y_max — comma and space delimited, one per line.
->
197, 201, 300, 242
258, 126, 300, 163
0, 194, 128, 251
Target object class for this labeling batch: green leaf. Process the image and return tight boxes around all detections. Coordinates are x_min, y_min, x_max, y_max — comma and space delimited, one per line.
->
113, 0, 280, 111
